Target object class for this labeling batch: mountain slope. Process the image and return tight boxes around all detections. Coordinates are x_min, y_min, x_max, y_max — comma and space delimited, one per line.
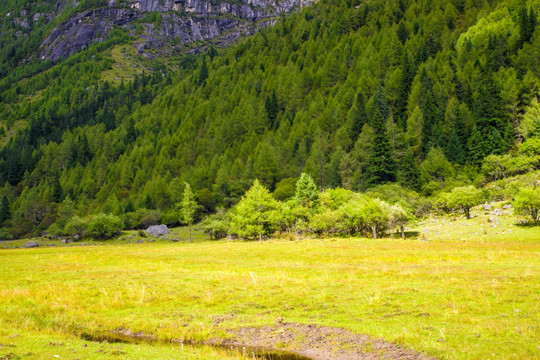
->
0, 0, 539, 238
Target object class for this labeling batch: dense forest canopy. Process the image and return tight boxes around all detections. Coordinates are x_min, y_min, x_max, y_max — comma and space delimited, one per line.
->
0, 0, 539, 239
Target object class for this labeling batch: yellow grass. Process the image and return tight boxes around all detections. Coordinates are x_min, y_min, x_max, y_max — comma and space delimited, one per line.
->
0, 212, 539, 359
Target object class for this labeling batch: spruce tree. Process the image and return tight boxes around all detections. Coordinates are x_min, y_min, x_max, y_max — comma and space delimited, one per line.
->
0, 196, 11, 223
365, 109, 397, 187
198, 57, 208, 86
52, 175, 63, 203
445, 130, 466, 164
400, 150, 422, 191
467, 124, 488, 165
265, 90, 279, 129
347, 90, 367, 142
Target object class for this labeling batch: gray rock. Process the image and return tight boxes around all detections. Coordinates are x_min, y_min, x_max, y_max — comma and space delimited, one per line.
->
146, 224, 170, 237
25, 241, 39, 248
483, 204, 493, 210
503, 204, 512, 209
39, 0, 313, 62
171, 238, 181, 242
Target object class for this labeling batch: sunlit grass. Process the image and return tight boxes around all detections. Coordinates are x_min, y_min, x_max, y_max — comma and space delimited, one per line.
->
0, 213, 539, 359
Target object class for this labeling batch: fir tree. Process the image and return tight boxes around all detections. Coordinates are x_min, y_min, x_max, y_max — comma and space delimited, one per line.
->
365, 109, 397, 187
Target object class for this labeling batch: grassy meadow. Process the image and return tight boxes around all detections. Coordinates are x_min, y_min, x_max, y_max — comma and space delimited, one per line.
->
0, 211, 539, 359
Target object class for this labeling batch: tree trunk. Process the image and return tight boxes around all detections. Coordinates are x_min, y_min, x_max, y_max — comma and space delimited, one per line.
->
259, 231, 262, 241
372, 226, 378, 239
465, 207, 470, 219
400, 225, 405, 239
189, 224, 192, 243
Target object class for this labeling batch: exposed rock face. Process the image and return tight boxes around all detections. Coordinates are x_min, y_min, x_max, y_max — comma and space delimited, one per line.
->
40, 0, 312, 62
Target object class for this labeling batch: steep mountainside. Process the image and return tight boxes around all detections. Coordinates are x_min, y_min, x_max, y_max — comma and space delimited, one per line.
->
0, 0, 539, 239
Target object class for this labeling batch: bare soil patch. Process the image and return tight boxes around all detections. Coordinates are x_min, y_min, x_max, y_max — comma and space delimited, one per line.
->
211, 322, 436, 360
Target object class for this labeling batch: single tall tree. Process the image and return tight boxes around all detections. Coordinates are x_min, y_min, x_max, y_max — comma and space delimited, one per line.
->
365, 109, 397, 187
182, 182, 198, 242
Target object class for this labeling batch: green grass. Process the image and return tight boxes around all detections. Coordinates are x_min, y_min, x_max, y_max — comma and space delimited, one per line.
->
0, 211, 539, 359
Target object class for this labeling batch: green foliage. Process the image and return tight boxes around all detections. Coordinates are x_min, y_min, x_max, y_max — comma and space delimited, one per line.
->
87, 213, 123, 239
294, 173, 319, 209
0, 196, 11, 223
230, 180, 280, 240
365, 109, 397, 187
443, 186, 484, 219
513, 187, 540, 225
273, 177, 298, 201
400, 150, 422, 191
182, 182, 198, 242
200, 208, 229, 240
64, 216, 89, 238
421, 147, 455, 185
1, 0, 539, 238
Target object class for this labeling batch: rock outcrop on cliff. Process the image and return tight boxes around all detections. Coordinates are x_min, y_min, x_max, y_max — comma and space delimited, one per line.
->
39, 0, 312, 62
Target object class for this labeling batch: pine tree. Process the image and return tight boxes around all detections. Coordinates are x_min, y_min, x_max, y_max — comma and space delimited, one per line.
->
182, 182, 198, 243
0, 196, 11, 223
400, 150, 422, 191
365, 109, 397, 187
445, 130, 466, 164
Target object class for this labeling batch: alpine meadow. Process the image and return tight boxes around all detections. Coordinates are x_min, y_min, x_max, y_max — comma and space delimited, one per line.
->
0, 0, 539, 359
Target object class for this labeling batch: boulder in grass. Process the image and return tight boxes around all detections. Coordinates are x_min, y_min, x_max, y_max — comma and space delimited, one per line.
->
503, 204, 512, 209
146, 224, 170, 237
483, 203, 493, 210
25, 241, 39, 248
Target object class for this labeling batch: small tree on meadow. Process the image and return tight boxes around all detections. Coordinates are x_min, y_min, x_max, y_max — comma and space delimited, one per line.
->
513, 187, 540, 226
230, 179, 281, 240
445, 186, 484, 219
182, 182, 198, 242
362, 198, 391, 239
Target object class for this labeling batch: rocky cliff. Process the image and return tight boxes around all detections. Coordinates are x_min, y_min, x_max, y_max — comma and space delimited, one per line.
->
39, 0, 312, 62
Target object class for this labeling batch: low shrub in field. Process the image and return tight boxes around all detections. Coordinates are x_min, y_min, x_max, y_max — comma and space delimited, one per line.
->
87, 213, 124, 239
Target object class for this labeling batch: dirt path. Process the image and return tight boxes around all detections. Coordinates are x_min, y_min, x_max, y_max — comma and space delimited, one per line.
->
209, 322, 435, 360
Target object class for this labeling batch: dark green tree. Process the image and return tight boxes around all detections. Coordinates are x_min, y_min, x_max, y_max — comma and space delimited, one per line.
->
365, 109, 397, 187
445, 130, 466, 164
52, 174, 63, 203
347, 90, 368, 143
198, 57, 208, 86
265, 90, 279, 129
396, 21, 410, 45
400, 150, 422, 191
0, 196, 11, 223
